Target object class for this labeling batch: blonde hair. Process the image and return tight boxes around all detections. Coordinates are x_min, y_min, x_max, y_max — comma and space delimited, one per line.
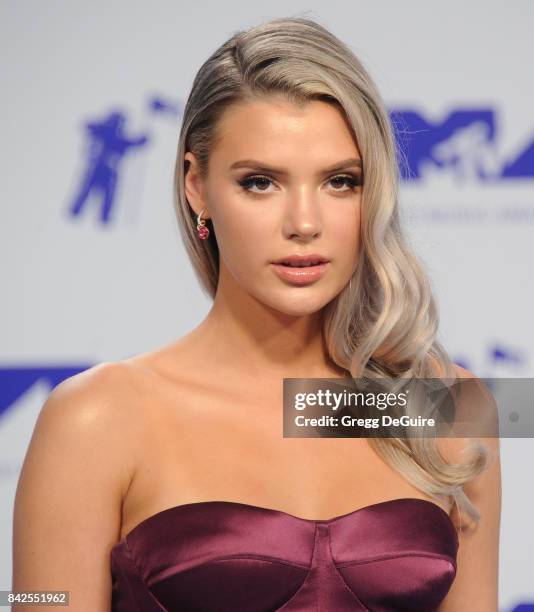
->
173, 15, 490, 528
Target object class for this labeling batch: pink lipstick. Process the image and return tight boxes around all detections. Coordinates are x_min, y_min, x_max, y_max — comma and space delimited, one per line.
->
271, 254, 330, 285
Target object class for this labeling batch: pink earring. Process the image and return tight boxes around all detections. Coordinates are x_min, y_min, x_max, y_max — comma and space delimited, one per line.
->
196, 209, 210, 240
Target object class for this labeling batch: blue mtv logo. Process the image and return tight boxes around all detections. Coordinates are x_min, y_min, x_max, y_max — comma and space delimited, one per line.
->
68, 111, 150, 224
66, 98, 180, 227
391, 109, 534, 181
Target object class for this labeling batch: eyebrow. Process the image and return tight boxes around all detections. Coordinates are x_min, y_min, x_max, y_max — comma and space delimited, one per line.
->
229, 157, 363, 175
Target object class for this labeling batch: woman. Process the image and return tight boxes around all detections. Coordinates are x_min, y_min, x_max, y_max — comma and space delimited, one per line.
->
12, 16, 500, 611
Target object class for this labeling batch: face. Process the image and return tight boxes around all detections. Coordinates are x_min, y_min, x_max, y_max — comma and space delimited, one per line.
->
184, 96, 362, 317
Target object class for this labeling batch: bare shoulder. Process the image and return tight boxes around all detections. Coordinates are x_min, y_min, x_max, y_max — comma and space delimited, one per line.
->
432, 361, 501, 523
433, 368, 501, 611
449, 363, 501, 500
12, 361, 146, 610
28, 360, 148, 465
434, 362, 500, 464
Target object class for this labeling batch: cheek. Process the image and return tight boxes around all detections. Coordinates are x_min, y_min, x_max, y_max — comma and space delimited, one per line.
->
329, 205, 361, 264
211, 200, 268, 275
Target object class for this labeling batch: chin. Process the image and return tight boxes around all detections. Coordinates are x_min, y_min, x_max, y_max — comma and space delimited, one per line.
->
262, 292, 334, 317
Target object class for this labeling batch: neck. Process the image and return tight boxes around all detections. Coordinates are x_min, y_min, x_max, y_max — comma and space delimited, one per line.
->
191, 266, 344, 380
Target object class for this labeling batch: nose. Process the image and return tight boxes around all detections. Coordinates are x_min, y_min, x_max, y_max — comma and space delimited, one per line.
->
283, 190, 322, 241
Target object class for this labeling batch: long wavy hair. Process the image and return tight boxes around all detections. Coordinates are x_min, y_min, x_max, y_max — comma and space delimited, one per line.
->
172, 15, 490, 529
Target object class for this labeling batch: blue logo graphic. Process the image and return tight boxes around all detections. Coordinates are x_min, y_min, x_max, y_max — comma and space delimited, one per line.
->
148, 96, 183, 116
454, 343, 527, 379
68, 111, 150, 224
390, 109, 534, 181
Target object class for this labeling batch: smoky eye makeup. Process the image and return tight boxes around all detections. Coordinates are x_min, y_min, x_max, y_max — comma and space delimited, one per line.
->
328, 172, 363, 190
237, 175, 272, 192
237, 172, 363, 194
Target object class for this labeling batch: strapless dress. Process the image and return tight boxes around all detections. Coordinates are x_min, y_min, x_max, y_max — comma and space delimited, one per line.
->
110, 497, 458, 611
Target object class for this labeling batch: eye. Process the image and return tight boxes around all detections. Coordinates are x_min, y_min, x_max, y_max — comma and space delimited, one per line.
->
237, 173, 362, 195
327, 174, 362, 192
238, 175, 275, 194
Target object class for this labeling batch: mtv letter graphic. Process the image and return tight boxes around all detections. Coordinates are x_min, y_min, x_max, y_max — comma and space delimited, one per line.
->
390, 109, 534, 182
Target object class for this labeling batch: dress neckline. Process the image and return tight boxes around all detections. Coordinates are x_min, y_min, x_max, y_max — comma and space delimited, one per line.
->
114, 497, 456, 549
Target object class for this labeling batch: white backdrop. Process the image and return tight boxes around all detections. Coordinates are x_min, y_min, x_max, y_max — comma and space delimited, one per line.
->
2, 1, 533, 609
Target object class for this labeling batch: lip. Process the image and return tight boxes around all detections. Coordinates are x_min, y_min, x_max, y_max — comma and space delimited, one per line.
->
270, 254, 330, 285
272, 254, 330, 266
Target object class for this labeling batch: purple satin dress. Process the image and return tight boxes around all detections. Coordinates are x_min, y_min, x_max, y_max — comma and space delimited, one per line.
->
110, 497, 458, 611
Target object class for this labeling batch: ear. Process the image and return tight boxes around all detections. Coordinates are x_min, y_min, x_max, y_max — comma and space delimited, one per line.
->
184, 152, 210, 219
